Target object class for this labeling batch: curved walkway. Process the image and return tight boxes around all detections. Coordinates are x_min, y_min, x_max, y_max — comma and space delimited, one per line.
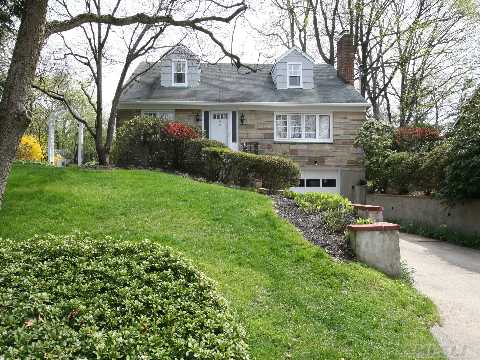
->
400, 233, 480, 360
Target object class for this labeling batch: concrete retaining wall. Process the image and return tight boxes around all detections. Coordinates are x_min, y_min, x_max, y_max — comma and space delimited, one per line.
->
366, 194, 480, 234
347, 222, 401, 277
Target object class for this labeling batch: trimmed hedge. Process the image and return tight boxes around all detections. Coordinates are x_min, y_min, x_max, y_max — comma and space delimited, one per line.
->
0, 234, 249, 359
113, 117, 299, 191
201, 147, 299, 190
184, 138, 228, 176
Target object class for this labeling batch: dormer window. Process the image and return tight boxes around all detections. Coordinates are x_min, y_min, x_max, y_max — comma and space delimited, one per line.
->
172, 59, 187, 86
287, 63, 302, 88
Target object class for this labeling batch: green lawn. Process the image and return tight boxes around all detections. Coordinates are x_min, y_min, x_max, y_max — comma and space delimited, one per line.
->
0, 163, 445, 359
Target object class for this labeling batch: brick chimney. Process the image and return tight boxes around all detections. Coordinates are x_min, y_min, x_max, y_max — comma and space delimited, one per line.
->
337, 33, 354, 85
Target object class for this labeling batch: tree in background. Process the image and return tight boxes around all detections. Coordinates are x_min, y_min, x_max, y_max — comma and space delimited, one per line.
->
442, 87, 480, 201
35, 0, 176, 165
0, 0, 250, 206
254, 0, 478, 125
27, 75, 98, 163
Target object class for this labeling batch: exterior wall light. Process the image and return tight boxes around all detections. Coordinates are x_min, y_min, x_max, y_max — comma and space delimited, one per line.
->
195, 113, 201, 122
240, 112, 246, 125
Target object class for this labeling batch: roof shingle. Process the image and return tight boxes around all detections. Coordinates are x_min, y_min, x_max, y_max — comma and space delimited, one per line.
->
119, 63, 367, 104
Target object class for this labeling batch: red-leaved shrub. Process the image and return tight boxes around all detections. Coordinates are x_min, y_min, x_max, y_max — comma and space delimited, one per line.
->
395, 127, 441, 151
162, 122, 199, 140
161, 122, 199, 169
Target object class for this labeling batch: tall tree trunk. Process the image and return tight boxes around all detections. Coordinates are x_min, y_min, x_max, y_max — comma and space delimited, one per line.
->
104, 60, 130, 157
0, 0, 48, 206
95, 1, 106, 165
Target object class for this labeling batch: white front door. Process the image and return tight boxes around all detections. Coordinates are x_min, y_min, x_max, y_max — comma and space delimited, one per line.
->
292, 169, 340, 194
210, 112, 229, 145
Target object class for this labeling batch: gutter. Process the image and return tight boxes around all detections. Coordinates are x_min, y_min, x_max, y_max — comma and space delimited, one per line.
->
118, 100, 370, 111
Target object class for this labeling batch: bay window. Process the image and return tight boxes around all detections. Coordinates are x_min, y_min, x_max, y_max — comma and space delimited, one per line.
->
274, 113, 332, 142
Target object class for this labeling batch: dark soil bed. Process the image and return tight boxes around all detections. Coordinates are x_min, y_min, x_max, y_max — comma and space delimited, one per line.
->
272, 195, 355, 260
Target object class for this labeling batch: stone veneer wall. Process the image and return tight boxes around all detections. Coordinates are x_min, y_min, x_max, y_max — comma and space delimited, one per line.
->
238, 110, 365, 169
116, 108, 366, 199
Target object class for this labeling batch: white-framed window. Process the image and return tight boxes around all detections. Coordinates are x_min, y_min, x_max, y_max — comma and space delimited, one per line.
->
212, 112, 228, 120
274, 113, 332, 142
172, 59, 187, 86
287, 63, 302, 88
142, 110, 175, 121
297, 178, 337, 188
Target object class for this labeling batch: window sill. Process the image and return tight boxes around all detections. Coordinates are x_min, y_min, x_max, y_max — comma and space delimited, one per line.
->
274, 139, 333, 144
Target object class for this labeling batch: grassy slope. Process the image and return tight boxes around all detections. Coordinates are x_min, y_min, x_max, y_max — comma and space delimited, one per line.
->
0, 163, 444, 359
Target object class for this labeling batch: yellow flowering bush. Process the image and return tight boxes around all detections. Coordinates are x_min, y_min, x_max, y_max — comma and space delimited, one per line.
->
16, 135, 44, 161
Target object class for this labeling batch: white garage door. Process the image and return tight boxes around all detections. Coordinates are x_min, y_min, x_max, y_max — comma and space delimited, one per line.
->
291, 169, 340, 194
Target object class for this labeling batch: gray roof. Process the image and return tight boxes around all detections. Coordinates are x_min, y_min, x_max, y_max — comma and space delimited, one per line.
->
119, 63, 367, 105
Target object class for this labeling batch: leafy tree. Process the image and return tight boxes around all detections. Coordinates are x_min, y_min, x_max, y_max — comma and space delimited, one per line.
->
26, 75, 98, 163
442, 87, 480, 201
355, 118, 395, 191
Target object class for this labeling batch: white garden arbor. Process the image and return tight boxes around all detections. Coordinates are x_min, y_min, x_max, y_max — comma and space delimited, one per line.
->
47, 108, 84, 166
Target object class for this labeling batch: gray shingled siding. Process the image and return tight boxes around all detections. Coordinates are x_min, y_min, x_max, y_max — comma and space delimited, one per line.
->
272, 50, 314, 90
159, 47, 201, 88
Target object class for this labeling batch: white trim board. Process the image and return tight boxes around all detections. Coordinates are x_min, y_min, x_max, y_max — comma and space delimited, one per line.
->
119, 100, 369, 112
273, 111, 334, 144
274, 47, 316, 66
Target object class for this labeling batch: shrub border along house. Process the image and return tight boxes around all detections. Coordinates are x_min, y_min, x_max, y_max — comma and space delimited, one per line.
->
113, 116, 300, 191
0, 233, 250, 359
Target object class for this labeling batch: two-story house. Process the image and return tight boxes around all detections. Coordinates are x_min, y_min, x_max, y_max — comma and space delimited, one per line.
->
118, 34, 368, 199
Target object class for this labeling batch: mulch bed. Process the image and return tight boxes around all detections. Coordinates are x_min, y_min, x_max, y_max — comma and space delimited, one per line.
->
272, 195, 355, 260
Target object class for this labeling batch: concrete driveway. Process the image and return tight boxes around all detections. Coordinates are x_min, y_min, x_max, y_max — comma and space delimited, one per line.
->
400, 233, 480, 360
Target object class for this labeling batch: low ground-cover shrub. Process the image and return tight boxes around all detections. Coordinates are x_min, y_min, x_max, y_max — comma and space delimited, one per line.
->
392, 218, 480, 249
285, 192, 355, 234
0, 234, 249, 359
323, 208, 353, 233
285, 191, 353, 213
355, 217, 374, 225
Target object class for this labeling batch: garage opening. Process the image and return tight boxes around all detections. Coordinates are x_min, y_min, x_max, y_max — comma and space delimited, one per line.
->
292, 169, 340, 193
